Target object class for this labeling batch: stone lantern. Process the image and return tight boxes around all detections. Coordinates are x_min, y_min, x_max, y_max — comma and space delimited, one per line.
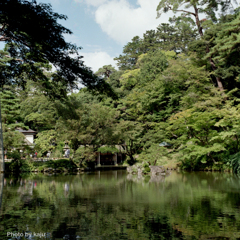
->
63, 141, 70, 152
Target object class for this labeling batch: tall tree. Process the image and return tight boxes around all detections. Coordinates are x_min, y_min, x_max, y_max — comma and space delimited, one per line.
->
0, 0, 117, 171
114, 36, 144, 70
206, 13, 240, 89
0, 87, 26, 152
95, 65, 116, 79
156, 0, 235, 91
0, 0, 114, 96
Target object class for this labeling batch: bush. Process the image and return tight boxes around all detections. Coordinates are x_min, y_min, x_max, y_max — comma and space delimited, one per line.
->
20, 159, 36, 172
143, 166, 151, 174
37, 165, 46, 172
7, 150, 21, 161
224, 152, 240, 173
46, 159, 77, 170
7, 151, 22, 172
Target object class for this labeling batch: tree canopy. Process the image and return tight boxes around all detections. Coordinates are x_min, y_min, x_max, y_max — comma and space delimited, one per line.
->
2, 0, 240, 173
0, 0, 114, 97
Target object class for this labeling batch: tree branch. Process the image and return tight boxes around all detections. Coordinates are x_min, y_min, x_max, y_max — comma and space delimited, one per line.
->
167, 4, 196, 17
5, 55, 23, 62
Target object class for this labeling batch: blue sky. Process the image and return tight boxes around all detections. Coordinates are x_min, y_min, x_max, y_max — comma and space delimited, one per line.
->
0, 0, 171, 72
2, 1, 237, 73
37, 0, 171, 72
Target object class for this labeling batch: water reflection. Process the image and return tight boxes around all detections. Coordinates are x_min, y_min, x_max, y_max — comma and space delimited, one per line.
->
0, 171, 240, 239
0, 174, 3, 209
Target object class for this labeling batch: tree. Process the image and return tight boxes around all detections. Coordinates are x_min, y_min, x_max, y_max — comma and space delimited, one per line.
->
0, 0, 114, 96
0, 87, 26, 151
156, 22, 197, 53
142, 30, 158, 53
156, 0, 234, 91
55, 94, 120, 155
114, 36, 144, 70
95, 65, 116, 79
34, 129, 58, 157
20, 81, 58, 131
116, 120, 144, 164
0, 0, 116, 171
206, 13, 240, 89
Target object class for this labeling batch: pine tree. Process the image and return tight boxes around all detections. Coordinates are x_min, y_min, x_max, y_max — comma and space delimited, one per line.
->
0, 87, 26, 151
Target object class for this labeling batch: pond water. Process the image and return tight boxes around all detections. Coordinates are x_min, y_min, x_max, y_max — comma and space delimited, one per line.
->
0, 170, 240, 240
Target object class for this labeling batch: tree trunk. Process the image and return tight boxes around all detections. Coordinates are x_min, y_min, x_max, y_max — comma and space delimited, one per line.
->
0, 100, 4, 172
193, 6, 224, 91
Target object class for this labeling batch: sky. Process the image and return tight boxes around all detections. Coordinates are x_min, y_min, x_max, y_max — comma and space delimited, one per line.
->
35, 0, 171, 72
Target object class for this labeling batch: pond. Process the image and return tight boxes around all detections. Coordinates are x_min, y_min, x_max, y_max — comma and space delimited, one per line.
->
0, 170, 240, 239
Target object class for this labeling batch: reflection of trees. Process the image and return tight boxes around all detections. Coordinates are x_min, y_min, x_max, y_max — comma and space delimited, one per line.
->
0, 172, 240, 239
0, 174, 3, 209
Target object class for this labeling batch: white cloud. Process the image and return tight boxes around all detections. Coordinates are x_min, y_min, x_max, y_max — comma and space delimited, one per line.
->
87, 0, 170, 44
81, 51, 116, 72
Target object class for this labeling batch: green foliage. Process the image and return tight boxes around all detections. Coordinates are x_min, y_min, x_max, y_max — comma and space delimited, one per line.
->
7, 150, 21, 161
56, 141, 64, 152
142, 162, 151, 174
20, 81, 58, 130
51, 149, 63, 159
143, 166, 151, 174
95, 65, 116, 79
138, 144, 168, 166
120, 69, 140, 91
97, 146, 119, 154
56, 95, 120, 153
114, 36, 144, 70
20, 159, 35, 172
72, 147, 95, 168
35, 130, 58, 157
2, 124, 26, 151
6, 151, 36, 172
45, 159, 77, 170
224, 152, 240, 174
1, 88, 21, 125
2, 2, 240, 174
0, 0, 114, 97
156, 0, 231, 23
139, 50, 168, 84
205, 14, 240, 90
0, 86, 29, 151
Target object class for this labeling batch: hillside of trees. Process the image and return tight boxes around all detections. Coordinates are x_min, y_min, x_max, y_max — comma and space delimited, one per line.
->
2, 1, 240, 172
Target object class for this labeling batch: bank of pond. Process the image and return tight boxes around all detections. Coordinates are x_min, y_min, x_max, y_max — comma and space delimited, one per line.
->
4, 157, 236, 175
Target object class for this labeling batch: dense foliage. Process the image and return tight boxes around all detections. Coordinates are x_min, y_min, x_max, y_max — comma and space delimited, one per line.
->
2, 1, 240, 172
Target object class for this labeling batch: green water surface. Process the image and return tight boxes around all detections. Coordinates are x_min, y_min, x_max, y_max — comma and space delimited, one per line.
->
0, 170, 240, 240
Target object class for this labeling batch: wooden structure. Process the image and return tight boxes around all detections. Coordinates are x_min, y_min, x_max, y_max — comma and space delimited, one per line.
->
16, 128, 37, 145
96, 152, 124, 166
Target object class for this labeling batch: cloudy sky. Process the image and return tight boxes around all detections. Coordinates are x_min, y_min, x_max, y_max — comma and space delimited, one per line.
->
36, 0, 172, 72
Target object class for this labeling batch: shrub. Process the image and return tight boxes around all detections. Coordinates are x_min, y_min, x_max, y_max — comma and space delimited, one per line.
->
37, 165, 46, 172
46, 159, 77, 170
20, 159, 36, 172
143, 166, 151, 174
224, 152, 240, 174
